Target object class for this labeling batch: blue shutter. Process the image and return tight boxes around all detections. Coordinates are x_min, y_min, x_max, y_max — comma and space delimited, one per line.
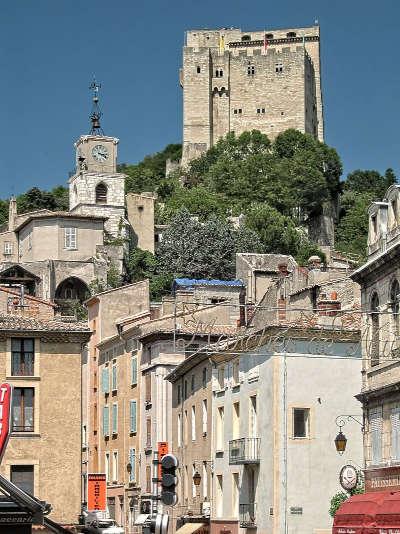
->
130, 400, 137, 433
112, 365, 117, 391
129, 448, 136, 482
131, 355, 137, 385
103, 406, 109, 436
102, 368, 110, 394
112, 403, 118, 434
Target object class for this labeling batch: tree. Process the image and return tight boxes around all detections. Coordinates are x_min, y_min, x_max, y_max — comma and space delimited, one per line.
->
343, 169, 396, 199
157, 209, 263, 280
161, 185, 230, 223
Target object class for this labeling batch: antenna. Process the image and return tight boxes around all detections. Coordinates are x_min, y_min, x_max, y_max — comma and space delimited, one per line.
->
89, 76, 104, 135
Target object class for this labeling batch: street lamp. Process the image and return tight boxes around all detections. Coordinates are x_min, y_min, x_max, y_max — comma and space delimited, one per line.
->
193, 471, 201, 487
334, 415, 363, 455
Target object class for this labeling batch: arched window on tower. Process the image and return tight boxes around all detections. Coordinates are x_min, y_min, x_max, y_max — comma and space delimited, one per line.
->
370, 292, 380, 366
95, 183, 108, 204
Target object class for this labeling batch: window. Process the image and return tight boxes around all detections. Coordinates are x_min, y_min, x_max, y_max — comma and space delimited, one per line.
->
215, 69, 224, 77
184, 410, 188, 444
216, 406, 224, 450
191, 374, 195, 392
177, 384, 181, 404
27, 232, 32, 251
233, 360, 240, 385
261, 108, 265, 113
105, 453, 110, 482
196, 66, 201, 73
233, 402, 240, 439
249, 396, 257, 437
202, 462, 208, 499
64, 227, 77, 250
4, 242, 13, 255
391, 280, 400, 338
265, 33, 274, 39
247, 65, 255, 76
218, 366, 225, 389
287, 31, 297, 37
146, 418, 152, 447
111, 362, 117, 391
129, 448, 136, 482
12, 388, 34, 432
233, 108, 242, 115
192, 464, 196, 498
112, 451, 118, 482
112, 403, 118, 434
178, 413, 182, 447
370, 407, 383, 464
102, 367, 110, 394
391, 407, 400, 460
145, 374, 151, 403
130, 400, 137, 433
11, 466, 34, 495
191, 406, 196, 441
216, 475, 223, 517
202, 367, 207, 388
371, 293, 380, 366
242, 34, 251, 41
103, 405, 109, 437
146, 465, 151, 493
202, 399, 208, 434
184, 380, 188, 399
11, 338, 34, 376
232, 473, 239, 517
131, 354, 137, 386
275, 63, 283, 73
95, 183, 108, 204
293, 408, 310, 438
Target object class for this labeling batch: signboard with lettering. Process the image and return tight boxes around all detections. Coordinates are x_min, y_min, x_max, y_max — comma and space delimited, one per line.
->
87, 473, 106, 511
0, 383, 12, 463
158, 442, 168, 480
365, 465, 400, 492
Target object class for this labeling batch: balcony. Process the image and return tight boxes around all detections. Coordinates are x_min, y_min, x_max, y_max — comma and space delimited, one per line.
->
229, 438, 260, 464
239, 503, 257, 527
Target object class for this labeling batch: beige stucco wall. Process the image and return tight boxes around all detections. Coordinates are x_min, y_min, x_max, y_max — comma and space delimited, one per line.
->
126, 193, 155, 253
0, 336, 83, 525
18, 217, 104, 263
0, 230, 18, 263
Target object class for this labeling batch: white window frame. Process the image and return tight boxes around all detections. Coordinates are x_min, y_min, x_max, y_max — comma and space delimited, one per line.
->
292, 407, 310, 439
112, 402, 118, 435
112, 450, 118, 482
191, 406, 196, 441
178, 413, 182, 447
64, 227, 77, 250
370, 407, 383, 465
4, 242, 13, 255
105, 452, 110, 482
202, 399, 208, 435
391, 407, 400, 461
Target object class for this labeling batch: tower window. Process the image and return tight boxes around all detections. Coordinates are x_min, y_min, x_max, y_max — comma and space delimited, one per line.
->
275, 63, 283, 73
242, 35, 251, 41
95, 182, 108, 204
287, 31, 297, 38
215, 69, 224, 78
233, 108, 242, 115
257, 108, 266, 114
247, 65, 255, 76
197, 66, 201, 73
265, 33, 274, 39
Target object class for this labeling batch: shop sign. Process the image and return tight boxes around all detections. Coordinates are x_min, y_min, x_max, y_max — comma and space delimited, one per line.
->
365, 465, 400, 492
87, 473, 106, 511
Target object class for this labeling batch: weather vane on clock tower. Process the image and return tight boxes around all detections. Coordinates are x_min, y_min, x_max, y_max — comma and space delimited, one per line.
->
89, 77, 104, 135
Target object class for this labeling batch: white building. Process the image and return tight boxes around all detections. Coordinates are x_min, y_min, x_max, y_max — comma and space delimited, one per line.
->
210, 325, 362, 534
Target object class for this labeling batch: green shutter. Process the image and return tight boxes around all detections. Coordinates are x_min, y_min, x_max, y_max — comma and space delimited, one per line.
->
102, 367, 110, 394
129, 448, 136, 482
103, 406, 109, 436
130, 400, 137, 433
112, 403, 118, 434
131, 355, 137, 385
112, 365, 117, 391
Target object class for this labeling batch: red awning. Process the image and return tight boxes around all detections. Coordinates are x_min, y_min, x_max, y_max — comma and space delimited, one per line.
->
376, 491, 400, 532
332, 491, 388, 533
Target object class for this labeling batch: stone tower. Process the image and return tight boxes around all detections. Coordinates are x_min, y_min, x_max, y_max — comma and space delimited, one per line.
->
180, 25, 324, 166
68, 135, 126, 238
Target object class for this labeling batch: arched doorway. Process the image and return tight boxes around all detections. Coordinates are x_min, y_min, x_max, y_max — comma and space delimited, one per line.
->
55, 277, 90, 315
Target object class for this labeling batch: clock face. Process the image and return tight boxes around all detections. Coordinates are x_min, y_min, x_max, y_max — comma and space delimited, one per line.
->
92, 144, 109, 162
339, 465, 358, 491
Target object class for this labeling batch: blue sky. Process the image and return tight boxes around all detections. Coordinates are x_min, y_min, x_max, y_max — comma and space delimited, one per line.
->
0, 0, 398, 197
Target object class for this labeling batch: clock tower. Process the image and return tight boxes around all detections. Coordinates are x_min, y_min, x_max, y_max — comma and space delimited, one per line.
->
68, 80, 127, 239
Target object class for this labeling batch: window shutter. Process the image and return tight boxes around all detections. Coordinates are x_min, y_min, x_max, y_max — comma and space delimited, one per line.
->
103, 406, 109, 436
131, 355, 137, 385
391, 408, 400, 460
129, 448, 136, 482
112, 403, 118, 434
112, 365, 117, 391
370, 408, 383, 464
130, 400, 137, 433
102, 368, 110, 394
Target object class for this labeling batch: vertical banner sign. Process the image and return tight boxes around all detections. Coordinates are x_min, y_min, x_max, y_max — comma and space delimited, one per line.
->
87, 473, 106, 512
158, 442, 168, 481
0, 383, 12, 463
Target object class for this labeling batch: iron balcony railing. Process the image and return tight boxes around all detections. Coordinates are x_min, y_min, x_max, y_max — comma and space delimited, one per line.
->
239, 503, 257, 527
229, 437, 260, 464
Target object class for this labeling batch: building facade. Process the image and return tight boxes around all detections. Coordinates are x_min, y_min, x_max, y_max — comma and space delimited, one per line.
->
0, 285, 90, 528
181, 25, 323, 166
352, 183, 400, 493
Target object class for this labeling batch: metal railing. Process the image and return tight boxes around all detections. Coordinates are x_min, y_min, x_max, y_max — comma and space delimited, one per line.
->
239, 503, 257, 527
229, 438, 260, 464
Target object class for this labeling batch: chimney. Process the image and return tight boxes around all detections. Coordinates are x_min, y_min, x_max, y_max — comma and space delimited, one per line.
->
8, 196, 17, 231
278, 263, 289, 277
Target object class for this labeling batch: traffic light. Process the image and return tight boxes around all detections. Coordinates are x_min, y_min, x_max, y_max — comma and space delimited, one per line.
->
160, 453, 178, 506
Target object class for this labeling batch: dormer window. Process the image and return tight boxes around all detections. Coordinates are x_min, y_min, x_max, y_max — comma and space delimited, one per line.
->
265, 33, 274, 39
242, 35, 251, 41
95, 183, 108, 204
